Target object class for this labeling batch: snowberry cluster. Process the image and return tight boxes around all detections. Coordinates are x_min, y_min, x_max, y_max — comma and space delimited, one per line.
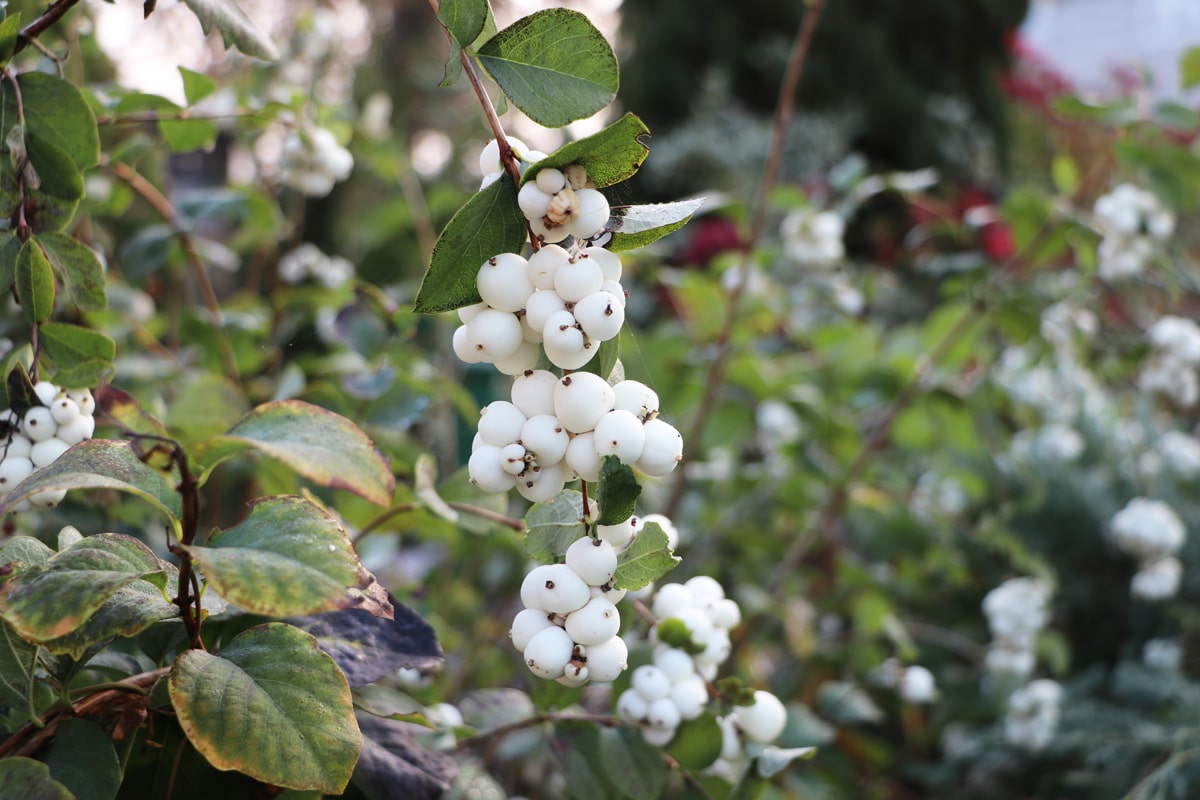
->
279, 125, 354, 197
1003, 678, 1063, 751
615, 576, 758, 750
1138, 315, 1200, 409
468, 372, 682, 502
1093, 183, 1174, 281
780, 208, 845, 265
982, 577, 1051, 680
874, 658, 938, 704
1109, 497, 1186, 602
510, 535, 630, 686
277, 242, 355, 289
0, 381, 96, 511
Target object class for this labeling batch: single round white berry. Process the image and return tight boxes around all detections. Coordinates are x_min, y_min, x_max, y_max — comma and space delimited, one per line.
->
631, 664, 672, 702
511, 370, 558, 418
554, 373, 615, 434
28, 489, 66, 509
732, 691, 787, 744
49, 397, 81, 426
515, 460, 568, 503
536, 167, 567, 195
637, 419, 684, 477
565, 432, 602, 482
564, 597, 621, 646
524, 625, 574, 679
641, 724, 675, 747
479, 171, 501, 191
617, 688, 647, 723
3, 434, 33, 459
579, 247, 622, 282
452, 325, 481, 364
592, 409, 647, 465
695, 629, 731, 666
710, 598, 742, 630
65, 389, 95, 417
477, 253, 534, 312
22, 407, 57, 442
54, 414, 94, 447
652, 583, 694, 620
566, 188, 610, 240
528, 214, 571, 244
0, 456, 34, 495
565, 536, 618, 587
510, 607, 557, 652
613, 380, 660, 420
585, 634, 629, 683
32, 381, 60, 406
478, 139, 501, 175
553, 256, 605, 303
544, 334, 596, 371
524, 290, 568, 334
458, 302, 487, 324
646, 697, 682, 731
493, 339, 541, 376
31, 438, 70, 469
468, 445, 515, 493
573, 291, 625, 342
653, 646, 697, 683
596, 516, 639, 549
500, 443, 528, 476
684, 576, 725, 606
465, 308, 524, 363
527, 244, 569, 290
520, 415, 570, 466
477, 401, 527, 448
520, 563, 591, 614
518, 181, 554, 221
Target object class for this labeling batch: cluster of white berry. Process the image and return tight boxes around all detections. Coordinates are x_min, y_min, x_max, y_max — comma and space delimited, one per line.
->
468, 372, 682, 502
510, 535, 629, 686
1092, 183, 1174, 281
0, 381, 96, 511
982, 577, 1051, 680
1138, 315, 1200, 409
1109, 497, 1186, 602
279, 125, 354, 197
277, 242, 355, 289
1003, 678, 1063, 752
873, 658, 938, 704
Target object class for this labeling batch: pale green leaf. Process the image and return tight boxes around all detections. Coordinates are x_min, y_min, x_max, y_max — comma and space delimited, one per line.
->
43, 718, 122, 800
180, 0, 280, 60
15, 239, 55, 325
612, 522, 679, 590
521, 113, 649, 189
608, 198, 705, 252
524, 489, 585, 562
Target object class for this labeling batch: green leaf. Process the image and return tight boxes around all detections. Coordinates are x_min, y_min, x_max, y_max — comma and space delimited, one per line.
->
612, 521, 679, 590
160, 117, 219, 153
6, 359, 39, 419
42, 718, 122, 800
608, 198, 705, 252
754, 745, 817, 778
39, 321, 116, 367
0, 619, 39, 722
180, 0, 280, 60
665, 711, 722, 770
184, 495, 373, 617
522, 113, 649, 189
169, 622, 361, 793
0, 438, 183, 523
0, 14, 22, 68
179, 67, 217, 105
46, 358, 115, 391
551, 720, 614, 799
0, 533, 168, 643
476, 9, 618, 128
413, 174, 528, 313
438, 0, 488, 51
194, 400, 395, 506
15, 238, 55, 324
524, 489, 585, 562
437, 0, 496, 87
166, 372, 249, 445
815, 680, 885, 725
0, 758, 74, 800
595, 455, 640, 526
0, 72, 100, 170
95, 384, 169, 438
16, 133, 85, 231
1183, 46, 1200, 90
0, 230, 19, 292
599, 725, 667, 800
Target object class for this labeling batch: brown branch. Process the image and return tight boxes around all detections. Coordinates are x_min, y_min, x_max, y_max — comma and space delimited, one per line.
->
104, 159, 241, 385
447, 501, 525, 531
13, 0, 81, 57
665, 0, 827, 518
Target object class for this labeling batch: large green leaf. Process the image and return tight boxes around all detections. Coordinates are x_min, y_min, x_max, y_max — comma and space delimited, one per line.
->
665, 711, 723, 770
0, 14, 22, 69
183, 495, 372, 618
436, 0, 494, 87
169, 622, 361, 793
15, 238, 55, 325
524, 489, 585, 562
0, 758, 74, 800
194, 400, 394, 506
521, 113, 649, 189
0, 438, 183, 522
595, 455, 640, 526
599, 726, 668, 800
412, 174, 528, 313
9, 132, 85, 232
608, 198, 705, 252
39, 321, 116, 368
42, 718, 122, 800
180, 0, 280, 60
612, 521, 679, 591
476, 9, 618, 128
37, 231, 108, 311
0, 533, 168, 643
0, 618, 39, 722
166, 372, 250, 445
0, 72, 100, 170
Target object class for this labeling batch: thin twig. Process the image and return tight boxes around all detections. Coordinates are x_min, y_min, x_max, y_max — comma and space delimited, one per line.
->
104, 159, 242, 385
665, 0, 827, 519
95, 109, 263, 126
447, 501, 525, 531
13, 0, 81, 57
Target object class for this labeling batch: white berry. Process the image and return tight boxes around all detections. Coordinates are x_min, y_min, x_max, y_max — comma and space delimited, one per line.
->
32, 381, 59, 406
565, 536, 618, 586
565, 432, 603, 482
477, 401, 527, 447
23, 407, 57, 442
527, 244, 569, 290
613, 380, 659, 420
465, 308, 524, 362
554, 373, 615, 434
515, 460, 568, 503
510, 607, 556, 652
511, 370, 559, 418
630, 664, 671, 701
477, 253, 534, 313
520, 563, 591, 614
468, 445, 514, 493
553, 256, 604, 303
31, 438, 70, 469
584, 634, 629, 683
0, 457, 34, 495
520, 415, 570, 466
732, 691, 787, 744
524, 625, 574, 679
573, 290, 625, 342
592, 409, 647, 465
637, 419, 684, 476
564, 597, 621, 646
